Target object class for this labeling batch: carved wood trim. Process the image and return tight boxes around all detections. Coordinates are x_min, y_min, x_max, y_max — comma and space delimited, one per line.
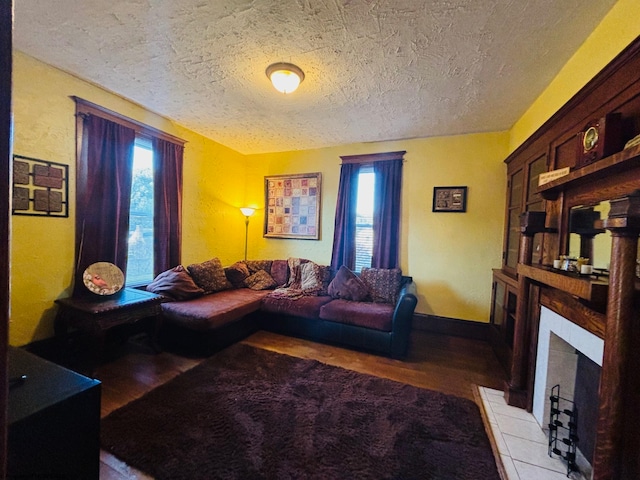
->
539, 288, 606, 339
72, 96, 186, 146
339, 151, 406, 164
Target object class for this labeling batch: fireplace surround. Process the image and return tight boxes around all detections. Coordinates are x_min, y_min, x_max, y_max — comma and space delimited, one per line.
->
533, 306, 604, 477
496, 35, 640, 480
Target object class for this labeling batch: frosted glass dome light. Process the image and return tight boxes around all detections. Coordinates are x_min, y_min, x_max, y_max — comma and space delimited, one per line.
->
266, 62, 305, 94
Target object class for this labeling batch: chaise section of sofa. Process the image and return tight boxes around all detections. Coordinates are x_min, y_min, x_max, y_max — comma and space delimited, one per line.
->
159, 288, 269, 355
161, 288, 269, 332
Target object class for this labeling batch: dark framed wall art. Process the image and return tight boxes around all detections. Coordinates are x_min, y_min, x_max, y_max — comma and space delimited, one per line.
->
12, 155, 69, 217
432, 186, 467, 213
264, 172, 321, 240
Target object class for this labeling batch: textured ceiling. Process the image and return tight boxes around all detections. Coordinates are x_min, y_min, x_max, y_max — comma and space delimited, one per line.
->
14, 0, 617, 154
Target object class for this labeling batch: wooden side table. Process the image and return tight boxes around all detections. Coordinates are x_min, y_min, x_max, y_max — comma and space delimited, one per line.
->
55, 287, 164, 372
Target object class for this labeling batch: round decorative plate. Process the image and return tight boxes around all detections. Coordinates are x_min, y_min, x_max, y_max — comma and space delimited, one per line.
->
83, 262, 124, 295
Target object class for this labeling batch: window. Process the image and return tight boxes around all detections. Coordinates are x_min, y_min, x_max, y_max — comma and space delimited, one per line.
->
331, 151, 404, 272
74, 97, 184, 295
126, 138, 154, 286
354, 166, 375, 272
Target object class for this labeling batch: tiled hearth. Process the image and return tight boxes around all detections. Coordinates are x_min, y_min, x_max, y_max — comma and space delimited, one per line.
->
479, 386, 586, 480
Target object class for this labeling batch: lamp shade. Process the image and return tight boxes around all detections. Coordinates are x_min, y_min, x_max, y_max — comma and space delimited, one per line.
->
240, 207, 256, 217
266, 62, 305, 94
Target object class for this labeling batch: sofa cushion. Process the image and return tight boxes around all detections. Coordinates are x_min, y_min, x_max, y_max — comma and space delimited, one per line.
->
225, 261, 250, 288
270, 260, 289, 287
146, 265, 205, 300
161, 288, 269, 331
261, 295, 333, 320
244, 270, 277, 290
319, 299, 394, 331
245, 260, 273, 275
187, 258, 233, 294
360, 267, 402, 304
327, 265, 369, 301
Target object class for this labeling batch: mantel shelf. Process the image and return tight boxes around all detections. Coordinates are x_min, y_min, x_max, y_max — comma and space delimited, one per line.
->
537, 143, 640, 200
517, 263, 609, 304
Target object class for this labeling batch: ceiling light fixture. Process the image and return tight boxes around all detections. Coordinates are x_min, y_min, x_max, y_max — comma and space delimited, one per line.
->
266, 62, 305, 94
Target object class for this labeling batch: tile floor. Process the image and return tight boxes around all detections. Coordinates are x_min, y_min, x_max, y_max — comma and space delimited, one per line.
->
478, 386, 587, 480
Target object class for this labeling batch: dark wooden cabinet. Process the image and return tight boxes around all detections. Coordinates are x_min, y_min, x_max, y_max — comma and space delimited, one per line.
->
502, 152, 548, 275
489, 269, 518, 371
8, 347, 101, 479
491, 149, 548, 372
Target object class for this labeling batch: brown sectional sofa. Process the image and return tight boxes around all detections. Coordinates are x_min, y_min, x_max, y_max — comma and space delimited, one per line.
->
152, 259, 418, 359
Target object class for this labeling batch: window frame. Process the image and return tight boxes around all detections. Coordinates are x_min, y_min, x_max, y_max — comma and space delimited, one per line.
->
74, 97, 186, 288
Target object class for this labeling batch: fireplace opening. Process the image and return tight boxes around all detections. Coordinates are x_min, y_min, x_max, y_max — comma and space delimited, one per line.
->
574, 351, 600, 471
533, 307, 604, 480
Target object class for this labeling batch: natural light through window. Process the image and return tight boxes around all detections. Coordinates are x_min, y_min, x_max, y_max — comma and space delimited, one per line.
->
355, 167, 375, 272
126, 140, 154, 286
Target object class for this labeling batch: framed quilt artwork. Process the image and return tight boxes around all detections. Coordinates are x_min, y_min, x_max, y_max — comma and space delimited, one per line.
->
264, 172, 321, 240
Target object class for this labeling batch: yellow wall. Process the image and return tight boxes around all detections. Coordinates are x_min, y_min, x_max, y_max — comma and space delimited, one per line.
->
11, 0, 639, 345
510, 0, 640, 152
246, 133, 509, 321
11, 52, 248, 345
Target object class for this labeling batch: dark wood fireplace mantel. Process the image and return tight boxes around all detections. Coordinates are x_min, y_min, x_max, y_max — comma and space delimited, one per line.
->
494, 34, 640, 480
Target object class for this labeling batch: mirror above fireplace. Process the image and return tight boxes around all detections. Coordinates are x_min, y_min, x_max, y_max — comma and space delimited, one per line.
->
568, 202, 611, 270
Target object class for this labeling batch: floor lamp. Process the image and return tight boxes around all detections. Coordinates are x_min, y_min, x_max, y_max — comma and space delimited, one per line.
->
240, 207, 255, 261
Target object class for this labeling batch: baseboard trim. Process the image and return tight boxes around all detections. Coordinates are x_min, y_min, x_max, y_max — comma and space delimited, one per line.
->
412, 313, 491, 341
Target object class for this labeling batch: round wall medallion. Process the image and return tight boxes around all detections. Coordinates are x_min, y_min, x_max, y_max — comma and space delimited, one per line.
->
83, 262, 124, 296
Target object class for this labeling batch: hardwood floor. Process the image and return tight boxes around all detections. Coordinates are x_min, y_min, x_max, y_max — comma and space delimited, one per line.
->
96, 329, 507, 479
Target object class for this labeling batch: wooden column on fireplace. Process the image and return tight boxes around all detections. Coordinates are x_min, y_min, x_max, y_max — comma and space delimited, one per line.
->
505, 211, 547, 409
593, 192, 640, 480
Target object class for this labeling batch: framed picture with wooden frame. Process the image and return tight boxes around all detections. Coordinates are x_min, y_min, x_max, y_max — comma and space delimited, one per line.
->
12, 154, 69, 217
264, 172, 321, 240
432, 186, 467, 213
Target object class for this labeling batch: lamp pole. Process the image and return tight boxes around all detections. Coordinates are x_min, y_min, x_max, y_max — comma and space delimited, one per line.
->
239, 208, 255, 261
243, 215, 250, 261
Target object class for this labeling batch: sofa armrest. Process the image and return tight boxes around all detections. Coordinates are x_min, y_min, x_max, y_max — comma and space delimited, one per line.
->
390, 279, 417, 358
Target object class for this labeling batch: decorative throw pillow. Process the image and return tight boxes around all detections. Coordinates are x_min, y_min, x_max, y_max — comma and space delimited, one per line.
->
244, 270, 277, 290
360, 267, 402, 304
327, 265, 369, 302
146, 265, 205, 300
225, 261, 250, 288
187, 257, 232, 294
245, 260, 273, 275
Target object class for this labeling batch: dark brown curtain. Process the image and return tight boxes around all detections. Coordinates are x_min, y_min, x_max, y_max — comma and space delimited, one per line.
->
330, 163, 359, 272
152, 137, 183, 274
372, 159, 403, 268
74, 115, 135, 295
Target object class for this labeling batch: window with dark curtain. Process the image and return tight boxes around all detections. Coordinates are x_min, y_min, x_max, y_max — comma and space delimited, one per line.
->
152, 137, 184, 274
330, 151, 405, 272
73, 97, 185, 294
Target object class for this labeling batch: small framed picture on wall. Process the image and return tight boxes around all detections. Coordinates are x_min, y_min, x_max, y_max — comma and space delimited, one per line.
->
432, 186, 467, 213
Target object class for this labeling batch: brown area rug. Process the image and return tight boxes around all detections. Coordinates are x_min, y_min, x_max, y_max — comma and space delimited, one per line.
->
101, 343, 499, 479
